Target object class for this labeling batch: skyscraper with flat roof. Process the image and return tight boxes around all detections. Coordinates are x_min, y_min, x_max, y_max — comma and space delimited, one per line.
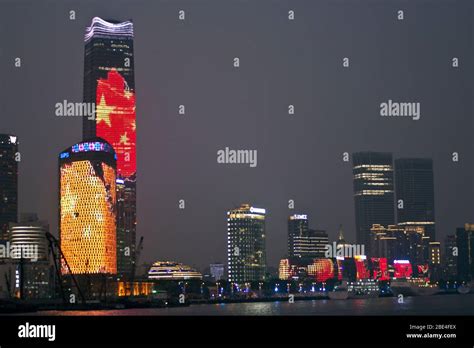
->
395, 158, 436, 240
227, 204, 266, 283
287, 214, 328, 258
353, 152, 394, 256
0, 134, 18, 240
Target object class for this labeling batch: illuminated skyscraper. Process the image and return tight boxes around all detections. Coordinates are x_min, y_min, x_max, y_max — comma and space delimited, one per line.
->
370, 223, 428, 265
353, 152, 394, 256
456, 224, 474, 281
288, 214, 328, 258
227, 204, 266, 283
395, 158, 436, 240
0, 135, 18, 240
83, 17, 136, 278
59, 138, 117, 275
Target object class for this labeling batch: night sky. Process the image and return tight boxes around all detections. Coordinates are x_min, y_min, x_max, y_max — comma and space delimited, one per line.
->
0, 0, 472, 272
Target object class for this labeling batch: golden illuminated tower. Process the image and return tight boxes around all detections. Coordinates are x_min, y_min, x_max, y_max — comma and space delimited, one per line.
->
59, 138, 117, 275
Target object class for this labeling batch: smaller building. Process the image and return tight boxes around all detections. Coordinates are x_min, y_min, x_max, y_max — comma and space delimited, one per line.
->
210, 263, 225, 281
444, 234, 457, 279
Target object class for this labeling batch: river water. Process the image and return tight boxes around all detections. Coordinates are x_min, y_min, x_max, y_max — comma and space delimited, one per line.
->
20, 293, 474, 316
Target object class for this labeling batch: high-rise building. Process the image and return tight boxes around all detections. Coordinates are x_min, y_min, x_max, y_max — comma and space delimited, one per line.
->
59, 138, 117, 275
395, 158, 436, 240
456, 224, 474, 280
8, 215, 52, 300
444, 234, 457, 279
83, 17, 137, 279
370, 224, 428, 265
227, 204, 266, 283
353, 152, 394, 256
288, 214, 328, 258
116, 177, 136, 278
0, 135, 18, 240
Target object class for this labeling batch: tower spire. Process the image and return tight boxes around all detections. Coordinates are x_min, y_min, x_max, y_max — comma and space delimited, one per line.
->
337, 224, 346, 245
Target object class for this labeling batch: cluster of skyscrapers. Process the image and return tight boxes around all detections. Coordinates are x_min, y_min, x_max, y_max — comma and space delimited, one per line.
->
1, 16, 474, 302
225, 152, 474, 284
0, 17, 139, 300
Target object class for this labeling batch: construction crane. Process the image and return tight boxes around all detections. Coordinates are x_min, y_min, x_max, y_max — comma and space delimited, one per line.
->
45, 232, 86, 304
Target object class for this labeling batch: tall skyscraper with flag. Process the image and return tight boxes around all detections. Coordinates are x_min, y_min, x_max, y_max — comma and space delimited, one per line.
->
83, 17, 137, 279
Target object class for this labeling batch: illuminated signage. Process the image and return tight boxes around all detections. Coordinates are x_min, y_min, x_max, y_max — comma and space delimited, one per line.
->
291, 214, 307, 220
71, 141, 114, 154
250, 207, 266, 214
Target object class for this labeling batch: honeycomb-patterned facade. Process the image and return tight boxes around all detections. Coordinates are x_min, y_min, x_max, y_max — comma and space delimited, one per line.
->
60, 160, 117, 274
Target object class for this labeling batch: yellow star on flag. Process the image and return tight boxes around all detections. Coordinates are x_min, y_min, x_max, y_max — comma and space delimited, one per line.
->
120, 132, 130, 145
96, 94, 114, 127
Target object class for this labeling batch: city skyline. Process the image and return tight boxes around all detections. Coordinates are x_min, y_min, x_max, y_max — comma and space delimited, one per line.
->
0, 1, 472, 272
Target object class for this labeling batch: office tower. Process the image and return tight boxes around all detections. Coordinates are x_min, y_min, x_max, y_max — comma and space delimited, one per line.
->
83, 17, 137, 279
288, 214, 328, 258
370, 224, 428, 265
456, 224, 474, 280
9, 215, 51, 299
444, 234, 457, 279
395, 158, 436, 240
227, 204, 266, 283
116, 178, 136, 278
370, 224, 397, 261
59, 138, 117, 275
210, 263, 225, 281
288, 214, 308, 256
353, 152, 394, 256
0, 135, 18, 240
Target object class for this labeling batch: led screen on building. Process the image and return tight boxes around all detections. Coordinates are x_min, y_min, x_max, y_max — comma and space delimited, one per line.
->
370, 257, 389, 281
60, 157, 117, 274
393, 260, 413, 278
95, 69, 136, 178
308, 259, 334, 282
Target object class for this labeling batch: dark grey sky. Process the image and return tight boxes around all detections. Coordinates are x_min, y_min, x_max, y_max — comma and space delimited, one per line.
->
0, 0, 472, 271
